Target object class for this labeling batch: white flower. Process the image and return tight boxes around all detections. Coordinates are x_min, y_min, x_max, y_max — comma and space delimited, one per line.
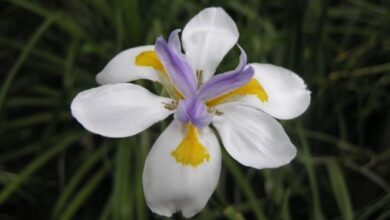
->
71, 7, 311, 218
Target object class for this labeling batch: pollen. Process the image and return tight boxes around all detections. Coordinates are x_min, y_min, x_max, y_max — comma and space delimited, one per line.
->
206, 79, 268, 106
135, 50, 164, 71
171, 124, 210, 167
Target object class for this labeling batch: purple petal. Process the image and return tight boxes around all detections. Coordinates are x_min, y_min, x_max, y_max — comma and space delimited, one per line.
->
174, 100, 191, 123
174, 98, 213, 128
197, 47, 254, 101
168, 29, 182, 52
191, 114, 213, 128
190, 97, 207, 117
155, 36, 197, 98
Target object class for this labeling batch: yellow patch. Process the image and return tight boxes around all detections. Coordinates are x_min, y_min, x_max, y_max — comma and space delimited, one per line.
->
135, 50, 183, 99
135, 51, 164, 71
171, 124, 210, 167
206, 79, 268, 106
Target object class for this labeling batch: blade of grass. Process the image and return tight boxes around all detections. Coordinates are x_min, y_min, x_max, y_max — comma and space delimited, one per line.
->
296, 121, 325, 220
286, 126, 371, 155
63, 39, 79, 92
262, 170, 284, 206
223, 152, 266, 220
344, 160, 390, 193
357, 193, 390, 220
6, 111, 70, 129
7, 97, 57, 108
51, 143, 112, 219
0, 143, 39, 163
59, 166, 109, 220
223, 206, 246, 220
5, 0, 89, 39
347, 0, 389, 17
121, 0, 141, 44
0, 132, 83, 205
378, 209, 390, 220
0, 36, 92, 78
99, 194, 113, 220
87, 0, 115, 26
326, 159, 354, 220
0, 169, 55, 188
113, 138, 133, 220
0, 15, 57, 115
135, 132, 149, 220
330, 62, 390, 80
114, 0, 124, 51
281, 189, 292, 220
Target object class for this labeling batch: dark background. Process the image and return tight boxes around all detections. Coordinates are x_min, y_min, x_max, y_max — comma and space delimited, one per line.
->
0, 0, 389, 219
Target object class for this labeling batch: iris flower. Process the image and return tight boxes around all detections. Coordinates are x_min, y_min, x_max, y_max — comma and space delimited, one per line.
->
71, 7, 310, 218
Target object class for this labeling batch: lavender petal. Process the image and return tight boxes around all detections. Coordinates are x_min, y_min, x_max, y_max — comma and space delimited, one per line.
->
155, 36, 197, 98
197, 47, 254, 101
168, 29, 182, 52
174, 99, 191, 123
174, 98, 213, 127
191, 114, 213, 128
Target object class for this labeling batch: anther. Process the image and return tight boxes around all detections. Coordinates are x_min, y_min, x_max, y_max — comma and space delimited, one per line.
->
207, 107, 215, 113
196, 70, 204, 88
163, 100, 178, 110
215, 110, 223, 116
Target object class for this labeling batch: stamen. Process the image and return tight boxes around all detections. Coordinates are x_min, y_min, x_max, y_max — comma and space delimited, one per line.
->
163, 100, 177, 110
215, 110, 223, 116
196, 69, 204, 88
207, 107, 215, 114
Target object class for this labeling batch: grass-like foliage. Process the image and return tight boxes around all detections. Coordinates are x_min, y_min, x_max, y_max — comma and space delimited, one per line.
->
0, 0, 389, 219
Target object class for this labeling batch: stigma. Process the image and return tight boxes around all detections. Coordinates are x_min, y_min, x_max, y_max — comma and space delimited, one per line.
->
174, 97, 213, 128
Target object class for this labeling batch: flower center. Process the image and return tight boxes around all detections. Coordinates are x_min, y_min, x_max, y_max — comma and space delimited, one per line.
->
174, 97, 213, 128
135, 30, 266, 130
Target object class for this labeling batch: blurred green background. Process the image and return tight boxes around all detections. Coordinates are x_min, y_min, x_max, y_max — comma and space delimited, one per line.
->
0, 0, 389, 219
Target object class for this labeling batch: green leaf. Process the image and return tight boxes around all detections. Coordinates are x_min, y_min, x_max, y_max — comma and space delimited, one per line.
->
112, 138, 134, 220
326, 159, 354, 220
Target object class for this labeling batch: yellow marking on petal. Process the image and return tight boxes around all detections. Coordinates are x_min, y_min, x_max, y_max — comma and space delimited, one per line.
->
135, 50, 184, 100
135, 50, 164, 71
171, 124, 210, 167
206, 79, 268, 107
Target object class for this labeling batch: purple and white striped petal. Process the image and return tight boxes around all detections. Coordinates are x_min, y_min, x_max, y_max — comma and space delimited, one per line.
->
197, 47, 254, 101
155, 36, 197, 98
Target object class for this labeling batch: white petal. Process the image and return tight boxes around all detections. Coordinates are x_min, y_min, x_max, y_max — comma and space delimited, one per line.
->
213, 103, 296, 169
71, 83, 172, 138
143, 120, 221, 218
242, 63, 311, 120
182, 7, 239, 81
96, 45, 160, 85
